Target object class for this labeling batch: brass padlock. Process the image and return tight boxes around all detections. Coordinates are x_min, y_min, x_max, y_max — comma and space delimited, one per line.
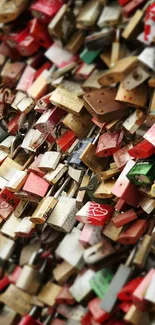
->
50, 88, 84, 116
63, 111, 93, 138
76, 0, 101, 28
116, 83, 148, 109
53, 261, 77, 285
37, 281, 62, 306
98, 56, 138, 86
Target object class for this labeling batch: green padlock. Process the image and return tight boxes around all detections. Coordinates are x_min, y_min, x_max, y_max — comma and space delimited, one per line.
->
80, 48, 101, 64
89, 268, 113, 299
127, 161, 155, 185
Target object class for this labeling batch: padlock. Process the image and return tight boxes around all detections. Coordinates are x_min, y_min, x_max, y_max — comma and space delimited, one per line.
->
27, 71, 48, 100
56, 285, 75, 305
63, 112, 93, 139
30, 175, 69, 224
16, 253, 47, 295
37, 281, 62, 306
79, 223, 102, 248
28, 154, 46, 178
118, 277, 143, 301
122, 64, 150, 90
69, 269, 95, 302
44, 163, 68, 185
85, 28, 115, 52
35, 107, 66, 131
98, 5, 122, 28
45, 43, 77, 69
23, 172, 50, 197
34, 61, 51, 80
112, 160, 140, 207
17, 306, 42, 325
111, 209, 138, 228
1, 61, 25, 86
30, 0, 63, 24
83, 240, 115, 265
6, 170, 27, 192
98, 56, 138, 86
146, 90, 155, 127
29, 18, 52, 49
48, 4, 75, 44
76, 0, 101, 28
88, 297, 111, 324
116, 83, 148, 109
16, 65, 36, 92
82, 69, 104, 91
103, 220, 123, 241
90, 268, 113, 299
11, 146, 35, 170
75, 62, 96, 80
0, 188, 20, 219
96, 131, 124, 157
56, 130, 77, 152
138, 47, 155, 72
50, 88, 84, 116
76, 201, 114, 226
47, 180, 78, 232
56, 226, 85, 270
65, 30, 85, 54
0, 0, 29, 23
127, 160, 155, 185
117, 219, 149, 245
84, 88, 128, 123
0, 284, 32, 315
80, 47, 101, 65
53, 261, 77, 285
132, 268, 155, 310
123, 109, 146, 134
100, 247, 137, 312
15, 96, 35, 115
123, 0, 148, 18
124, 304, 150, 325
133, 232, 153, 268
38, 151, 61, 170
128, 139, 155, 159
113, 143, 133, 169
1, 214, 21, 238
80, 132, 109, 173
139, 196, 155, 214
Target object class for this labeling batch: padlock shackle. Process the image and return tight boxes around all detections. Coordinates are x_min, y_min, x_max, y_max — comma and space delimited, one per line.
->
54, 176, 71, 199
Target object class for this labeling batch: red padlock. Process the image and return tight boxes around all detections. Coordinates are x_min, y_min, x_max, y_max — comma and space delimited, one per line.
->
88, 297, 111, 324
96, 131, 124, 157
29, 18, 53, 49
123, 0, 148, 17
3, 29, 29, 48
17, 34, 39, 57
0, 188, 19, 219
112, 160, 140, 207
118, 277, 143, 301
76, 201, 114, 226
56, 130, 77, 152
128, 139, 155, 159
23, 172, 49, 197
117, 219, 149, 245
0, 42, 21, 61
17, 307, 42, 325
30, 0, 63, 24
118, 301, 132, 313
119, 0, 131, 6
56, 285, 75, 305
132, 269, 155, 310
111, 209, 138, 228
16, 65, 36, 92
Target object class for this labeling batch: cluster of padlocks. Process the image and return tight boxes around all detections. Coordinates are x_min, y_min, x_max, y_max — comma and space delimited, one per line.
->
0, 0, 155, 324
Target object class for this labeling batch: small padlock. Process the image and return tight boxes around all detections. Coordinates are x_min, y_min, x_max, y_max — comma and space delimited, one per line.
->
111, 209, 138, 228
123, 109, 146, 134
37, 281, 62, 306
76, 201, 114, 226
53, 261, 77, 285
23, 172, 50, 198
76, 0, 101, 28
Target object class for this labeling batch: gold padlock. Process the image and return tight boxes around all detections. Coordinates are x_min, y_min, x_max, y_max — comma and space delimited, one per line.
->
116, 83, 148, 109
53, 261, 77, 285
63, 112, 93, 138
